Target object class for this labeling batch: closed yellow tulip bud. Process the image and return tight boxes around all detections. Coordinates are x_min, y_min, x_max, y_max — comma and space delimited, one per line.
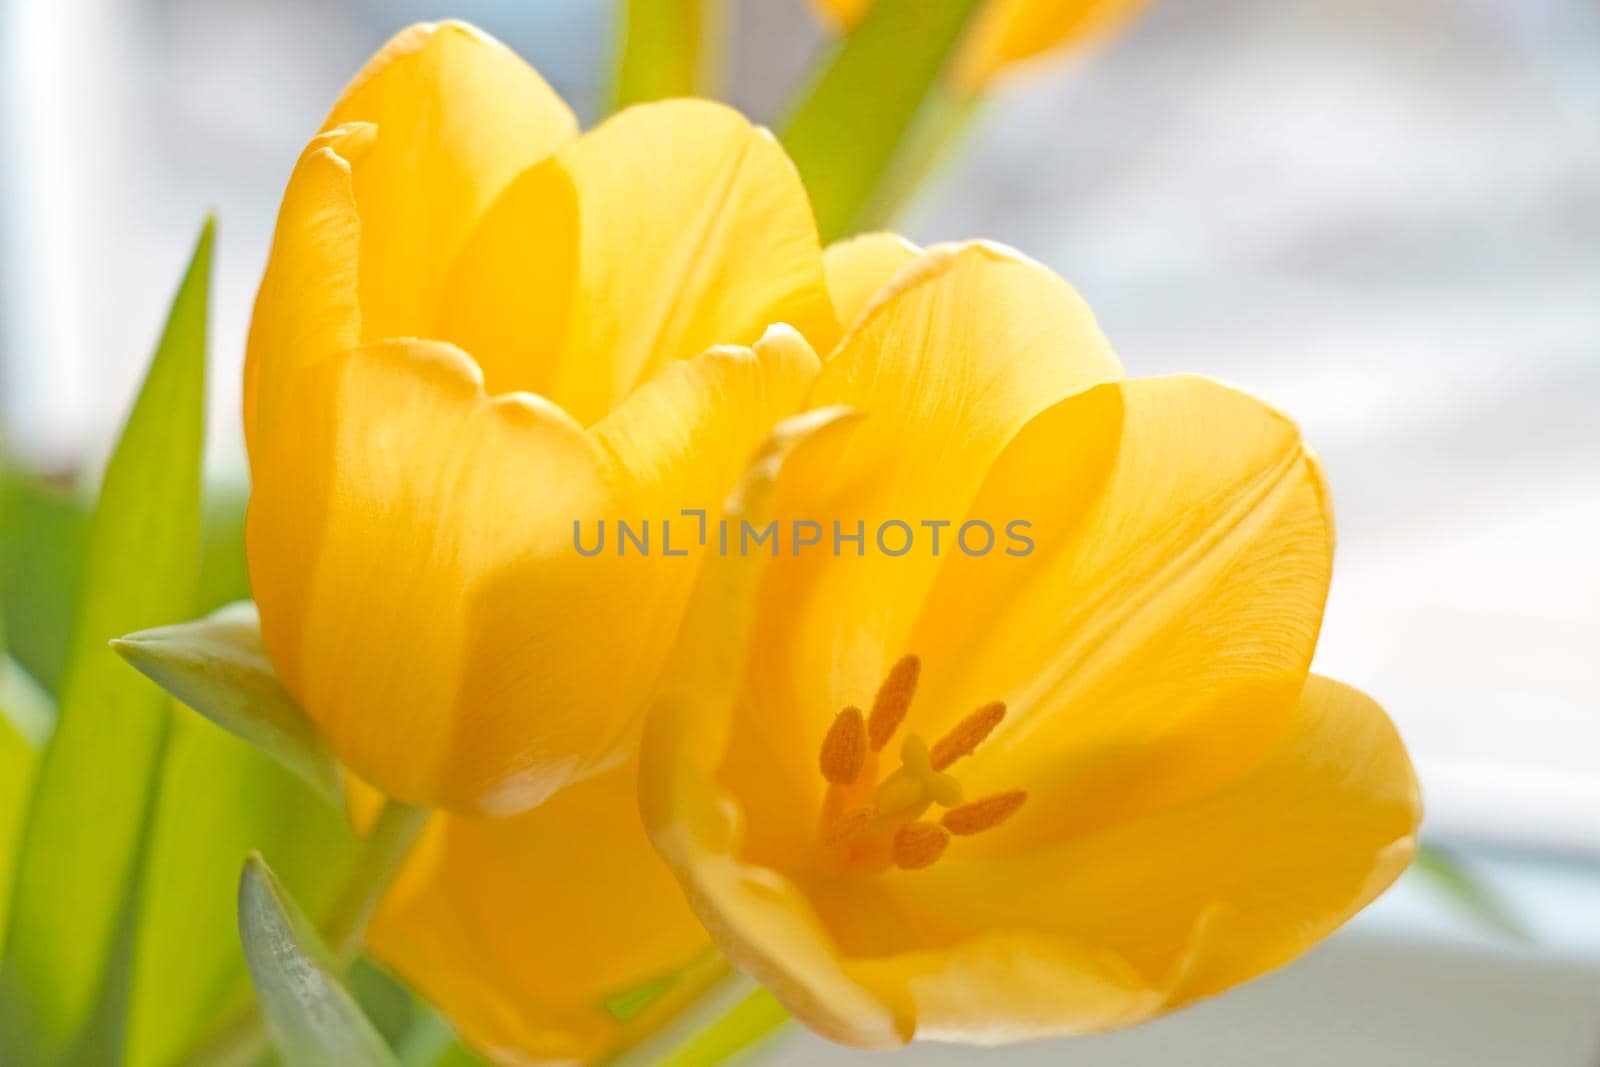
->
244, 22, 841, 814
641, 240, 1422, 1048
813, 0, 1152, 93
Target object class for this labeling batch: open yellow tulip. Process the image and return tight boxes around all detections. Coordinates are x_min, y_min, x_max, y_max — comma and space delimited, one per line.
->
641, 239, 1422, 1047
350, 235, 926, 1067
812, 0, 1151, 93
243, 21, 840, 814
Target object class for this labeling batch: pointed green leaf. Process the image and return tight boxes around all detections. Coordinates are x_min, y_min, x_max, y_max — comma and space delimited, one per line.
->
114, 602, 344, 808
780, 0, 985, 241
127, 714, 359, 1067
3, 448, 362, 1067
0, 219, 212, 1066
240, 855, 400, 1067
120, 472, 364, 1067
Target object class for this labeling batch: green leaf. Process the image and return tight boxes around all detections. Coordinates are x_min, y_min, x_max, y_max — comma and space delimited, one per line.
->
115, 386, 360, 1067
779, 0, 985, 241
1, 405, 357, 1067
852, 81, 982, 233
605, 978, 788, 1067
609, 0, 726, 110
197, 477, 253, 610
393, 1010, 491, 1067
603, 971, 680, 1024
1, 462, 251, 700
1412, 843, 1531, 941
0, 464, 91, 695
113, 602, 344, 808
126, 713, 359, 1067
652, 987, 788, 1067
0, 476, 56, 949
0, 652, 51, 952
0, 219, 213, 1066
346, 958, 422, 1052
239, 854, 400, 1067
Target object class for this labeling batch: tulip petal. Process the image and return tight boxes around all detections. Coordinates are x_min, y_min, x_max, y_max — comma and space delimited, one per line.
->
324, 21, 578, 343
810, 0, 873, 32
243, 124, 369, 456
250, 328, 828, 814
822, 232, 921, 330
641, 408, 888, 1042
592, 325, 822, 507
366, 763, 716, 1065
952, 0, 1152, 93
638, 401, 1160, 1048
246, 22, 576, 456
523, 100, 839, 425
910, 675, 1420, 1028
911, 375, 1334, 840
566, 331, 827, 763
247, 339, 617, 813
649, 670, 1415, 1046
433, 158, 580, 400
732, 242, 1121, 814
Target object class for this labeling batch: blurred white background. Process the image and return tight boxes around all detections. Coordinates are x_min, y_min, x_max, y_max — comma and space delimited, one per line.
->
2, 0, 1598, 1060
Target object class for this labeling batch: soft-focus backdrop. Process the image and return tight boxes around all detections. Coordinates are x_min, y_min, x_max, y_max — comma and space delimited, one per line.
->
2, 0, 1598, 1062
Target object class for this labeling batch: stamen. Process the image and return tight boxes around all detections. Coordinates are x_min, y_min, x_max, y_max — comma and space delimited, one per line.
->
822, 805, 877, 846
942, 790, 1027, 835
815, 657, 1023, 874
891, 822, 950, 870
819, 707, 868, 785
868, 655, 920, 751
929, 701, 1006, 771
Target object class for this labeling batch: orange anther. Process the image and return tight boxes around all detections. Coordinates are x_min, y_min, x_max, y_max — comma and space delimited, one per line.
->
942, 790, 1027, 835
891, 821, 950, 870
929, 701, 1006, 771
868, 655, 920, 751
819, 707, 868, 785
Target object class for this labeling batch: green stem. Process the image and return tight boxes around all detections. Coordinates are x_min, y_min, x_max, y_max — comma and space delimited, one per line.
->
176, 800, 431, 1067
601, 973, 790, 1067
322, 801, 432, 960
779, 0, 986, 242
609, 0, 728, 111
853, 83, 983, 234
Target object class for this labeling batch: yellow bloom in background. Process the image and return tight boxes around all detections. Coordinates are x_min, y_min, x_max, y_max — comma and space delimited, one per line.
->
351, 767, 715, 1065
813, 0, 1153, 93
243, 22, 840, 814
642, 239, 1422, 1047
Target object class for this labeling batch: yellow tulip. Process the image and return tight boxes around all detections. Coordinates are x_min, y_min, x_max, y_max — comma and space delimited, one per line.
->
641, 239, 1422, 1047
243, 21, 841, 814
812, 0, 1152, 93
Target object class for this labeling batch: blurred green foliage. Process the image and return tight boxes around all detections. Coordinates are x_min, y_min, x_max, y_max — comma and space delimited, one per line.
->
781, 0, 985, 240
1, 221, 215, 1066
0, 224, 361, 1067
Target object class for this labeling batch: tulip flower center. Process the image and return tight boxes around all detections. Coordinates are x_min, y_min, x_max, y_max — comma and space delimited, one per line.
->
815, 655, 1026, 874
